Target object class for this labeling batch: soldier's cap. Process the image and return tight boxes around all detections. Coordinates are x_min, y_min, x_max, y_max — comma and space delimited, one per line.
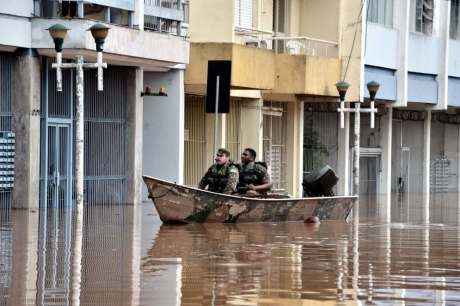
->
216, 148, 230, 157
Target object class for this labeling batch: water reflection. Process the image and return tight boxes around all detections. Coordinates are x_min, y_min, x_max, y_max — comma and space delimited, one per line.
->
0, 194, 460, 305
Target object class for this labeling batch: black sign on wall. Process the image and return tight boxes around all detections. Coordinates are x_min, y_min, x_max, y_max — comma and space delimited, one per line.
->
206, 60, 232, 113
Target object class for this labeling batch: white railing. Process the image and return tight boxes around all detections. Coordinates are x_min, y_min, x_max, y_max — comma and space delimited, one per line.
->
234, 28, 339, 58
269, 36, 339, 57
144, 0, 181, 9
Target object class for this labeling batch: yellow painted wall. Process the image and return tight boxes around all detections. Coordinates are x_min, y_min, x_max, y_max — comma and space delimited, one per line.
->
338, 0, 363, 101
304, 56, 341, 96
189, 0, 234, 43
288, 0, 301, 36
273, 54, 341, 96
299, 0, 340, 42
231, 44, 275, 89
260, 0, 274, 32
185, 43, 233, 85
185, 43, 275, 90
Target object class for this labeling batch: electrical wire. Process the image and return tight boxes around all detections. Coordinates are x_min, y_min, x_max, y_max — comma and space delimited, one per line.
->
342, 0, 366, 82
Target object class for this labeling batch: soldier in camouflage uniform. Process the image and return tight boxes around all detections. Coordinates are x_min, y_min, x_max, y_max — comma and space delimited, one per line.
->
198, 148, 239, 194
237, 148, 272, 195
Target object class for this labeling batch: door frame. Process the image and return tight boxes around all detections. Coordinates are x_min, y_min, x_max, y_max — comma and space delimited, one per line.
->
42, 119, 73, 207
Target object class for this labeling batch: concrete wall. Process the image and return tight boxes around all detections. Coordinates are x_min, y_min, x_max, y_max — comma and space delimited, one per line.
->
31, 19, 189, 66
0, 0, 32, 48
142, 70, 185, 201
364, 66, 397, 100
365, 24, 398, 69
407, 72, 438, 104
408, 33, 440, 75
299, 0, 339, 42
0, 16, 31, 49
189, 0, 234, 43
448, 77, 460, 107
449, 40, 460, 77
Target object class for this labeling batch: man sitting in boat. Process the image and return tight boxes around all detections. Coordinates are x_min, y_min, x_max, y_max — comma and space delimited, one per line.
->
198, 148, 239, 194
237, 148, 272, 196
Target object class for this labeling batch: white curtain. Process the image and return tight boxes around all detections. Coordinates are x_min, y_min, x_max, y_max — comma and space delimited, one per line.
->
451, 0, 460, 39
367, 0, 393, 27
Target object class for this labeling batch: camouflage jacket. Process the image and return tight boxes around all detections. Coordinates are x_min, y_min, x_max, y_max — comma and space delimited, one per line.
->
198, 161, 239, 194
238, 161, 270, 187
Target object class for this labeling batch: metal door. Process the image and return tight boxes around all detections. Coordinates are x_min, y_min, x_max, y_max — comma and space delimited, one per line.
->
398, 147, 410, 194
46, 123, 71, 207
359, 155, 381, 195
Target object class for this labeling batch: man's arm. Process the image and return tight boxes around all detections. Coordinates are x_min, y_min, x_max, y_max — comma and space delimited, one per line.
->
198, 167, 211, 190
248, 165, 272, 192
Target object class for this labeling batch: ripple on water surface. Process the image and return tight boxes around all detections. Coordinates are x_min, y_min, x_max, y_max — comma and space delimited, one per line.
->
1, 194, 460, 305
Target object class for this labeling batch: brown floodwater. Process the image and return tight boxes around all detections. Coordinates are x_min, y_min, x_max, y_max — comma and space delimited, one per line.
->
1, 193, 460, 305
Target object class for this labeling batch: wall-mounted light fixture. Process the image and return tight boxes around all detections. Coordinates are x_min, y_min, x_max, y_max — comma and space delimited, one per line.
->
141, 86, 168, 97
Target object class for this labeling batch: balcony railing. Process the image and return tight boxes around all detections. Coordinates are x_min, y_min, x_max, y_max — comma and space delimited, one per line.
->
234, 27, 339, 58
145, 0, 181, 9
144, 0, 186, 36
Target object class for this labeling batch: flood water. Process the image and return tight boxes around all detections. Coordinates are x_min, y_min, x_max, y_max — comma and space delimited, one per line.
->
1, 194, 460, 305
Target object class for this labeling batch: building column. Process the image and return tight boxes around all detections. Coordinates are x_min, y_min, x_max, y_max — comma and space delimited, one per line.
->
337, 111, 350, 195
380, 107, 392, 195
286, 101, 304, 197
12, 49, 41, 209
240, 98, 263, 156
143, 70, 185, 201
126, 67, 144, 205
423, 110, 431, 194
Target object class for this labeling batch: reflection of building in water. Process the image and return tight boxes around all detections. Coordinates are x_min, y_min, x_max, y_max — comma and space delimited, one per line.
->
1, 210, 39, 305
0, 206, 141, 306
0, 210, 12, 302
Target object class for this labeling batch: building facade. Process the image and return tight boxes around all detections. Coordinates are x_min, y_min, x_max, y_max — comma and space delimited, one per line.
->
363, 0, 460, 197
185, 0, 363, 197
185, 0, 460, 198
0, 0, 189, 209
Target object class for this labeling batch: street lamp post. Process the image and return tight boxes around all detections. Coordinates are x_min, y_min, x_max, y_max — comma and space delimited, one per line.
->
336, 81, 379, 196
47, 23, 110, 306
47, 23, 110, 209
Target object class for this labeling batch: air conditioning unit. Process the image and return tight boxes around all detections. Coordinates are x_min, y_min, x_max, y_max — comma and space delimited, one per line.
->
245, 40, 259, 48
259, 40, 268, 48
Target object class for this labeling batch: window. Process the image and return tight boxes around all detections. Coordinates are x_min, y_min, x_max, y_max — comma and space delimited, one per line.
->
367, 0, 393, 27
451, 0, 460, 39
411, 0, 434, 35
234, 0, 253, 29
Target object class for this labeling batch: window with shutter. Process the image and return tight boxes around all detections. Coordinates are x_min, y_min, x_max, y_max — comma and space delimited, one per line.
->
234, 0, 253, 29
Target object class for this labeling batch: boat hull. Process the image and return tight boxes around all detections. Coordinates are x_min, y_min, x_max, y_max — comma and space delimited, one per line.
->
143, 176, 356, 223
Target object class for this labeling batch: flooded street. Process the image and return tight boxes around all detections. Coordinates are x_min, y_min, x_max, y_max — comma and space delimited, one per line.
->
2, 194, 460, 305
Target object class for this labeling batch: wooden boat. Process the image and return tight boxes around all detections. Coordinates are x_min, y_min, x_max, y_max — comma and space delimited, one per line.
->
143, 175, 356, 223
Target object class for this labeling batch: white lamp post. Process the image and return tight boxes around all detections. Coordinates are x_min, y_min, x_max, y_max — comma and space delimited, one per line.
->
336, 81, 379, 195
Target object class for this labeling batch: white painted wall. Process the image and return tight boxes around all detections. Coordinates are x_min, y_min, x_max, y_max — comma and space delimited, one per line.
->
0, 16, 31, 48
0, 0, 32, 49
142, 70, 185, 201
365, 24, 398, 69
0, 0, 33, 17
